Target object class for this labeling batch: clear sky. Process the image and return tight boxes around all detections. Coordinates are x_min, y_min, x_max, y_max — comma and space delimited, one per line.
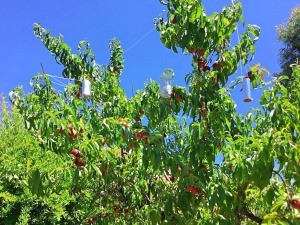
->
0, 0, 299, 114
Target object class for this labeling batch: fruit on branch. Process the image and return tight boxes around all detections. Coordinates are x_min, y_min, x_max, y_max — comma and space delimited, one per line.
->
169, 176, 175, 183
139, 109, 145, 115
170, 92, 175, 99
88, 217, 95, 223
142, 131, 149, 138
68, 124, 78, 140
197, 61, 206, 69
197, 49, 205, 57
136, 131, 148, 141
135, 116, 141, 122
136, 132, 143, 141
176, 94, 183, 102
58, 127, 63, 135
74, 158, 86, 168
71, 149, 82, 158
186, 186, 199, 195
247, 71, 253, 81
212, 62, 219, 70
291, 200, 300, 210
203, 66, 210, 72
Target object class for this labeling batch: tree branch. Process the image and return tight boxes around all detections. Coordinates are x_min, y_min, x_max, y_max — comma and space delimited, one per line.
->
242, 205, 263, 224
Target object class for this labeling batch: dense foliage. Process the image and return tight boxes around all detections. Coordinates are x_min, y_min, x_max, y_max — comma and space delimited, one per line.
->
277, 6, 300, 78
1, 0, 300, 224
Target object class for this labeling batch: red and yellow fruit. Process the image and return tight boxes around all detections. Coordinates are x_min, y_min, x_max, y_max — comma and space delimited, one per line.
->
291, 200, 300, 210
186, 186, 199, 195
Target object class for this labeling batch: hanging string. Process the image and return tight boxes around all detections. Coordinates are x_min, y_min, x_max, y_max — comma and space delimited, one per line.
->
123, 27, 156, 54
47, 74, 78, 82
41, 63, 69, 87
50, 76, 68, 86
51, 80, 67, 87
235, 25, 244, 78
231, 0, 244, 78
38, 17, 160, 88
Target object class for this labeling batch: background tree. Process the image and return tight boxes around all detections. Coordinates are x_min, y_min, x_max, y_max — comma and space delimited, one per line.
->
277, 6, 300, 78
1, 0, 300, 224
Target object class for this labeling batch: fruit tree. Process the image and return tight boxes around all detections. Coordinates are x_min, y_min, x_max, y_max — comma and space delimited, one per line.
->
1, 0, 300, 224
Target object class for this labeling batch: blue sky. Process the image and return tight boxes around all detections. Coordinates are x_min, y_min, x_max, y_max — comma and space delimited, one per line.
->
0, 0, 299, 114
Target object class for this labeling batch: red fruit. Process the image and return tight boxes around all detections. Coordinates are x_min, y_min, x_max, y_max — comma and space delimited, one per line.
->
114, 207, 121, 213
58, 127, 63, 135
75, 158, 86, 168
291, 200, 300, 210
228, 164, 233, 171
68, 124, 73, 131
88, 217, 95, 223
142, 132, 149, 138
68, 124, 78, 139
190, 188, 199, 195
186, 186, 199, 195
202, 66, 210, 72
176, 94, 183, 102
170, 92, 175, 99
122, 133, 126, 140
170, 176, 175, 183
71, 149, 80, 157
197, 49, 205, 57
197, 61, 205, 69
186, 186, 193, 192
139, 109, 145, 114
135, 116, 141, 122
247, 71, 253, 80
136, 132, 143, 141
212, 62, 219, 69
69, 132, 78, 140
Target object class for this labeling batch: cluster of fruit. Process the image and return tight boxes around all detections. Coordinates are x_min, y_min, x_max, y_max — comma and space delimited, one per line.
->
189, 48, 226, 73
71, 148, 86, 168
59, 124, 84, 140
59, 125, 86, 168
170, 92, 183, 102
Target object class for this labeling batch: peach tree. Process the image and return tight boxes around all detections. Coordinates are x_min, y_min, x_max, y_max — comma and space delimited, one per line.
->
3, 0, 300, 224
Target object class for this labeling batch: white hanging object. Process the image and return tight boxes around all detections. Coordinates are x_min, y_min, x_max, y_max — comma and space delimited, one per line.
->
8, 91, 15, 104
160, 68, 174, 98
82, 79, 91, 99
243, 77, 252, 102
